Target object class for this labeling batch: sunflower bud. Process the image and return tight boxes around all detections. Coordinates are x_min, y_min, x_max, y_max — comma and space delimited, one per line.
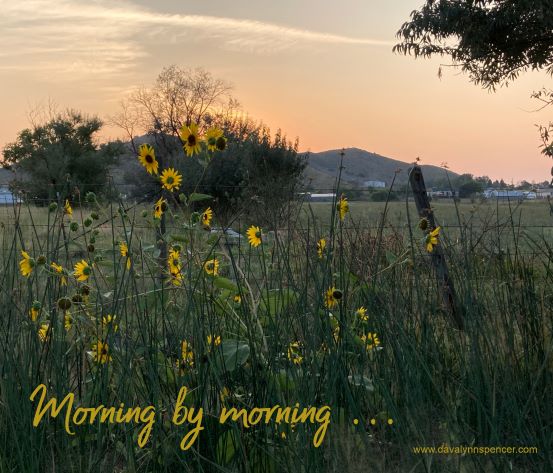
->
48, 202, 58, 212
32, 300, 42, 310
57, 297, 72, 311
71, 294, 83, 304
91, 212, 99, 220
215, 136, 227, 151
37, 255, 46, 265
70, 222, 79, 232
85, 192, 97, 203
87, 244, 95, 253
418, 218, 429, 231
141, 210, 149, 218
84, 218, 93, 227
80, 285, 90, 296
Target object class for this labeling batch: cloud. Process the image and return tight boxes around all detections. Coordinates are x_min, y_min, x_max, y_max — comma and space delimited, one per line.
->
0, 0, 392, 81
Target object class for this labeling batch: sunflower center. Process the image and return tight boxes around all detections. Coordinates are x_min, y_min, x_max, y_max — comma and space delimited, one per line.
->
255, 231, 261, 239
216, 137, 226, 151
101, 346, 107, 355
187, 135, 196, 146
208, 137, 217, 146
332, 290, 342, 300
166, 176, 174, 185
145, 154, 154, 163
83, 266, 91, 276
161, 202, 168, 211
172, 259, 179, 267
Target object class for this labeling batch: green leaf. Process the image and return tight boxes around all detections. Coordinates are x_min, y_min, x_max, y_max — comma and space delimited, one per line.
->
259, 289, 298, 317
170, 234, 189, 243
188, 193, 213, 203
348, 374, 374, 392
216, 430, 237, 465
214, 277, 238, 292
219, 340, 250, 373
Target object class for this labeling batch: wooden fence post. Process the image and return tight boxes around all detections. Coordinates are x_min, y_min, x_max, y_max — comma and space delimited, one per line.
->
409, 166, 464, 330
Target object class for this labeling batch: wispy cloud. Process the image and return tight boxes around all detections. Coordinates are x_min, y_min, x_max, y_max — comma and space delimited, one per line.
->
0, 0, 392, 81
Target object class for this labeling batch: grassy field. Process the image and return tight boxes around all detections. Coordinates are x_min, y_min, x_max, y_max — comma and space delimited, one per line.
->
0, 194, 551, 472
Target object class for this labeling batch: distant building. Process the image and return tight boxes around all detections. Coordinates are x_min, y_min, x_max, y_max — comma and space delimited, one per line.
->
307, 193, 336, 202
364, 180, 386, 189
536, 188, 553, 199
427, 190, 457, 198
0, 186, 20, 205
487, 190, 525, 201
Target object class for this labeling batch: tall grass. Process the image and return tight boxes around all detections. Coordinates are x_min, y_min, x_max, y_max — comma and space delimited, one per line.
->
0, 187, 551, 472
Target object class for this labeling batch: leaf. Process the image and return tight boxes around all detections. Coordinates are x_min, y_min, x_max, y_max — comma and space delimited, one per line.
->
188, 193, 213, 203
170, 234, 189, 243
348, 374, 374, 392
218, 340, 250, 373
216, 430, 237, 465
259, 289, 298, 317
214, 277, 238, 292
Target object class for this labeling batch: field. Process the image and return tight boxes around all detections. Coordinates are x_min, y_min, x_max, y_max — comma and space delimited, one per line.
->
0, 194, 551, 472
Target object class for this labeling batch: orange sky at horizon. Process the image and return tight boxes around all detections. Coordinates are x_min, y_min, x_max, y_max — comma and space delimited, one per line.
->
1, 0, 551, 183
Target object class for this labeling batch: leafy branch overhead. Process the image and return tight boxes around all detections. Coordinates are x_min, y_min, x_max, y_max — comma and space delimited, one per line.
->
394, 0, 553, 89
394, 0, 553, 162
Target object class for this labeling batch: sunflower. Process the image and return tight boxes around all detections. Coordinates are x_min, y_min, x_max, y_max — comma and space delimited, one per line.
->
356, 306, 368, 322
137, 144, 159, 175
337, 194, 349, 221
154, 197, 167, 219
170, 269, 183, 287
160, 168, 182, 192
64, 312, 73, 331
119, 241, 131, 270
205, 127, 224, 152
74, 260, 92, 282
426, 226, 441, 253
19, 250, 35, 277
201, 207, 213, 227
325, 286, 342, 309
246, 225, 262, 247
287, 342, 303, 365
30, 301, 41, 321
317, 238, 326, 259
91, 340, 112, 364
102, 314, 119, 333
204, 258, 219, 276
38, 324, 50, 342
361, 332, 381, 351
207, 334, 221, 348
168, 249, 181, 273
179, 122, 202, 157
50, 262, 67, 285
64, 199, 73, 216
181, 340, 194, 366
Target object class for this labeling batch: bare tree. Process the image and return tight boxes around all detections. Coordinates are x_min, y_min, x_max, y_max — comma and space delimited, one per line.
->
111, 65, 238, 149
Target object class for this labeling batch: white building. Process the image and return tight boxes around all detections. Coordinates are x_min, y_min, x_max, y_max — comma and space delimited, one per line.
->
364, 180, 386, 189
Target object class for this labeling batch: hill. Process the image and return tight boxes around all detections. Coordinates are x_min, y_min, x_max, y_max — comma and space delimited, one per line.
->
304, 148, 458, 190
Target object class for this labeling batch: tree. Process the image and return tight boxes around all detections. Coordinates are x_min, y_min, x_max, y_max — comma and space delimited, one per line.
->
394, 1, 553, 161
3, 110, 122, 202
114, 66, 306, 226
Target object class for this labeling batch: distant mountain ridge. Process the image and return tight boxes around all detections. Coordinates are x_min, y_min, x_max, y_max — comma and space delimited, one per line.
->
304, 148, 458, 190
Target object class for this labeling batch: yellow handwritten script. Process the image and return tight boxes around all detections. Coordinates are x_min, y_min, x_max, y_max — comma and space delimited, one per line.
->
30, 384, 332, 449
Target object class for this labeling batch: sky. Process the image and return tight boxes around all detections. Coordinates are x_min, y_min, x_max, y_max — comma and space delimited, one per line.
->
0, 0, 551, 182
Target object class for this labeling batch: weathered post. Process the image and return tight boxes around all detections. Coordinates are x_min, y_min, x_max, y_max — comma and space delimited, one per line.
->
409, 166, 464, 330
